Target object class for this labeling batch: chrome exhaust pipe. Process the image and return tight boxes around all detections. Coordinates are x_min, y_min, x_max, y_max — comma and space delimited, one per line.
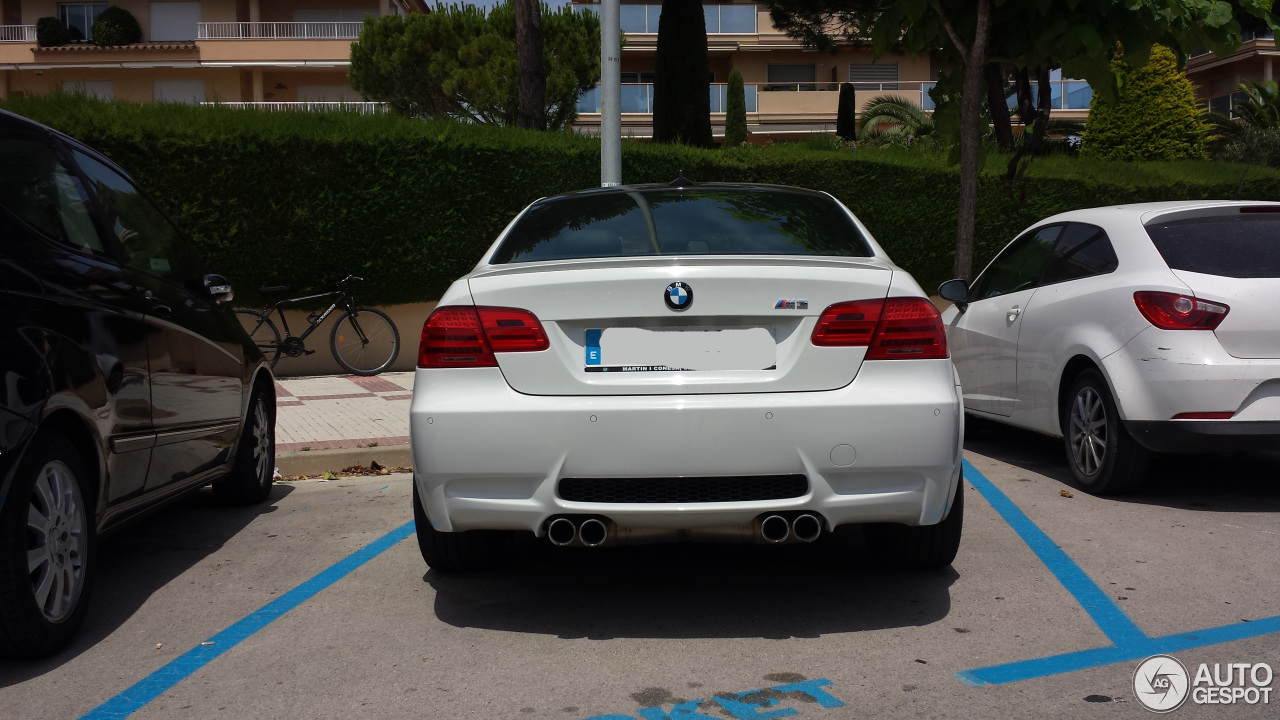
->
578, 518, 609, 547
547, 517, 577, 546
791, 514, 822, 543
759, 514, 790, 544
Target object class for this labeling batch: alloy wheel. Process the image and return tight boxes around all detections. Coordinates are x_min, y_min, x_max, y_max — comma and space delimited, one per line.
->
25, 461, 87, 623
1069, 387, 1108, 476
252, 399, 272, 488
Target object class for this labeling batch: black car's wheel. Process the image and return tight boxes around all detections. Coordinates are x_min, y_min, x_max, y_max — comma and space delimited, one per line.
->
331, 307, 399, 376
235, 309, 281, 369
864, 477, 964, 570
213, 391, 275, 505
413, 482, 508, 573
1061, 369, 1149, 495
0, 434, 95, 658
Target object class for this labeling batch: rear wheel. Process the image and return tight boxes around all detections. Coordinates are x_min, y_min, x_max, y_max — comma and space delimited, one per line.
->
0, 434, 94, 658
235, 309, 281, 369
331, 307, 399, 376
413, 482, 508, 573
864, 477, 964, 570
213, 391, 275, 505
1061, 369, 1149, 495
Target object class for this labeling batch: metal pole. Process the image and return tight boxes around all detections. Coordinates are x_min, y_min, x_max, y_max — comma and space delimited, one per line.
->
600, 0, 622, 187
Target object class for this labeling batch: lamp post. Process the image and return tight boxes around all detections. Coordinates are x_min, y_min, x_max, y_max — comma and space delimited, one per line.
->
600, 0, 621, 186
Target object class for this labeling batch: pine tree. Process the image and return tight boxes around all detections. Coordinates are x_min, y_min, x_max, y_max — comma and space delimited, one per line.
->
1081, 45, 1207, 161
652, 0, 713, 147
723, 68, 748, 147
836, 83, 857, 141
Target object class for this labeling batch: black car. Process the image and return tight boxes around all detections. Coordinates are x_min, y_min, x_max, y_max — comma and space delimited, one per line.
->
0, 109, 276, 658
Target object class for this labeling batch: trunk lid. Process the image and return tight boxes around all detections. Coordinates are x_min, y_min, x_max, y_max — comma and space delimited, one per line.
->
466, 257, 895, 395
1171, 271, 1280, 358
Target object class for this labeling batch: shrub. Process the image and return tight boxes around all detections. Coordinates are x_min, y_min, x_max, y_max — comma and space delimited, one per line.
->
35, 17, 71, 47
836, 83, 856, 141
1218, 127, 1280, 168
91, 6, 142, 47
1081, 45, 1207, 161
723, 69, 748, 148
1, 95, 1276, 305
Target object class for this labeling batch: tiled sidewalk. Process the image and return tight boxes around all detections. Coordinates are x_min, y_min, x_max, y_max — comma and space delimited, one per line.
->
274, 372, 414, 452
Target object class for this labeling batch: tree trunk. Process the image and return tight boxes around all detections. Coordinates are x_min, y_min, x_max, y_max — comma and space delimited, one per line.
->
953, 0, 990, 282
515, 0, 546, 130
1033, 65, 1052, 137
984, 62, 1014, 151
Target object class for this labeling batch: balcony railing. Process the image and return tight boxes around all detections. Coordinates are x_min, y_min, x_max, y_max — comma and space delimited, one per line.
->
197, 22, 364, 40
576, 4, 758, 34
576, 83, 760, 114
202, 101, 387, 113
0, 25, 36, 43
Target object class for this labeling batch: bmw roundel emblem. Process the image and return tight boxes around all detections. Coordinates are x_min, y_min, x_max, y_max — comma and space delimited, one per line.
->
665, 282, 693, 311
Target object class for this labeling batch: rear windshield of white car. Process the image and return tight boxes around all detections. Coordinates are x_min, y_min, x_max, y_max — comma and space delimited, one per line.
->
490, 188, 874, 263
1145, 214, 1280, 278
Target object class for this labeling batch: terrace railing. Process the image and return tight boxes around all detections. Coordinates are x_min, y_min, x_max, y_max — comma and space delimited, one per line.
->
202, 102, 387, 113
0, 25, 36, 43
197, 22, 364, 40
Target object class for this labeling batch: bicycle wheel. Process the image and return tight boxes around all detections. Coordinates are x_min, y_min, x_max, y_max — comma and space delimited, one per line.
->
235, 309, 281, 369
330, 307, 399, 376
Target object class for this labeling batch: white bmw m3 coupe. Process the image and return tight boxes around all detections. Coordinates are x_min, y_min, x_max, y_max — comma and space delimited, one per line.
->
409, 181, 964, 571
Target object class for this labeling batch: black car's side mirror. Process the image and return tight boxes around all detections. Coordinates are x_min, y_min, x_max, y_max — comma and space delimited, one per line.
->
205, 274, 234, 305
937, 279, 969, 312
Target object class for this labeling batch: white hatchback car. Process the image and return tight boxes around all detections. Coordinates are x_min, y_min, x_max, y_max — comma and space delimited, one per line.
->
410, 182, 964, 572
941, 201, 1280, 494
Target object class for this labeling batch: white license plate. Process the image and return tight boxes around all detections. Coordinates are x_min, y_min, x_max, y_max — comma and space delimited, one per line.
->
584, 327, 776, 372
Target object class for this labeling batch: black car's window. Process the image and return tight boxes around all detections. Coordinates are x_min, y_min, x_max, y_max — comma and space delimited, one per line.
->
1146, 213, 1280, 278
491, 188, 873, 264
0, 136, 105, 255
969, 224, 1062, 300
1041, 223, 1118, 285
72, 149, 202, 283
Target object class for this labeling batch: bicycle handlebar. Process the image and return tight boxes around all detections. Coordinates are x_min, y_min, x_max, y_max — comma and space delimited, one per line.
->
339, 275, 364, 286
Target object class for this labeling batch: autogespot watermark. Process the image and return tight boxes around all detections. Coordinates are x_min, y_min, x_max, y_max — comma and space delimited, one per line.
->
1133, 654, 1274, 713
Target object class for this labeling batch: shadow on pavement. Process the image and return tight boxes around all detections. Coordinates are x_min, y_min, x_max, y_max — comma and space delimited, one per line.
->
0, 483, 293, 688
427, 533, 958, 640
964, 417, 1280, 512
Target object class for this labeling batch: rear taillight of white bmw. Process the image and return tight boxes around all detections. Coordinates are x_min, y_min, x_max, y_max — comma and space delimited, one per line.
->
811, 298, 948, 359
419, 306, 549, 368
1133, 291, 1229, 331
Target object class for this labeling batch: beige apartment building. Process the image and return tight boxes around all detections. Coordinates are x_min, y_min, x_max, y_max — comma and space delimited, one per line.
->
1186, 29, 1278, 115
569, 0, 1093, 140
0, 0, 425, 105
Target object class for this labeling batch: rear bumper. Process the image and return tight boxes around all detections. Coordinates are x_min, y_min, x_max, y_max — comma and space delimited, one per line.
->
1126, 420, 1280, 454
410, 360, 963, 534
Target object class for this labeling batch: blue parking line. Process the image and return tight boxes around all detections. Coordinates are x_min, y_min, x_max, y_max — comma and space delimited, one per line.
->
961, 460, 1147, 646
959, 460, 1280, 686
79, 521, 415, 720
959, 615, 1280, 686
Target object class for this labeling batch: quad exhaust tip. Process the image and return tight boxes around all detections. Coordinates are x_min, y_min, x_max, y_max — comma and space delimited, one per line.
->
578, 518, 608, 547
547, 517, 577, 546
760, 514, 790, 543
792, 514, 822, 543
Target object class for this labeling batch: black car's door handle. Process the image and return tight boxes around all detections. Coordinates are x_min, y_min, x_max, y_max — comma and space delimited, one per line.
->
144, 292, 172, 317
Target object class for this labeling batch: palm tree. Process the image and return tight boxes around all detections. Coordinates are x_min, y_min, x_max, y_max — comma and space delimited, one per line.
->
856, 95, 935, 143
1204, 80, 1280, 153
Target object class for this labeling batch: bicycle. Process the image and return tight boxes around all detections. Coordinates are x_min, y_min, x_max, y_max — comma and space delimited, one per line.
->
234, 275, 401, 376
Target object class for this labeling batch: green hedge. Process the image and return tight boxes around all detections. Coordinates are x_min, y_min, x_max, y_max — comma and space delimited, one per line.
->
4, 95, 1278, 306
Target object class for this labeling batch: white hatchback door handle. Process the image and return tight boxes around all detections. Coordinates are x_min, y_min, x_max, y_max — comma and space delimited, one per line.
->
1007, 305, 1022, 322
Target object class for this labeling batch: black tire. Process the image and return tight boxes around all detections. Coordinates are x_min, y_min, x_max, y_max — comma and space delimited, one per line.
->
1061, 369, 1150, 495
212, 391, 275, 505
235, 309, 281, 369
330, 307, 399, 376
865, 477, 964, 570
0, 433, 95, 658
413, 482, 507, 573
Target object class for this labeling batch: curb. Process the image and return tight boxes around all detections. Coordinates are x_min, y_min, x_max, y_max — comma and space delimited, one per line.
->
276, 444, 412, 477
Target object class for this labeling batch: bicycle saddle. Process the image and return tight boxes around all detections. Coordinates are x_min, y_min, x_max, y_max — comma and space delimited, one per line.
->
259, 285, 290, 294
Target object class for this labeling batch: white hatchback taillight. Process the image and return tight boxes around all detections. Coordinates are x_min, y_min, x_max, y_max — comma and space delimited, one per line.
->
811, 298, 948, 359
1133, 291, 1229, 331
419, 306, 549, 368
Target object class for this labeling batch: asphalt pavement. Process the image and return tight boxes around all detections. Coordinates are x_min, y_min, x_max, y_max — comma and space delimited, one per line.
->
1, 421, 1277, 719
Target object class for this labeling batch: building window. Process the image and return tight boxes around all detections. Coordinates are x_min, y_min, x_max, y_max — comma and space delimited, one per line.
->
849, 61, 899, 90
766, 63, 815, 90
58, 3, 108, 41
